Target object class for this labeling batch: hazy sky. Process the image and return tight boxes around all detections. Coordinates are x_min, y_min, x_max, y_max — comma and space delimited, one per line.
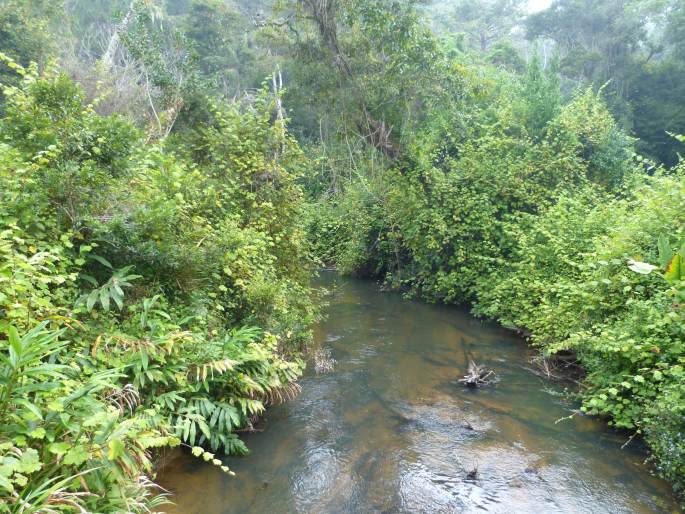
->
528, 0, 552, 12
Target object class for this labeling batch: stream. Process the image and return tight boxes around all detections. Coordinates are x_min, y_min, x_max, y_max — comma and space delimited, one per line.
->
158, 273, 679, 513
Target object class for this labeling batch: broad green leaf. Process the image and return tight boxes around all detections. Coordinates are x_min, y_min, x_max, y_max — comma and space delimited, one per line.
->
89, 254, 112, 269
113, 283, 125, 297
17, 449, 41, 474
99, 288, 110, 311
665, 254, 684, 284
29, 427, 46, 440
15, 399, 43, 420
64, 445, 89, 466
0, 474, 13, 492
107, 439, 125, 460
111, 290, 124, 310
47, 400, 64, 413
48, 442, 71, 455
86, 290, 99, 311
657, 234, 672, 269
8, 326, 22, 368
80, 274, 98, 287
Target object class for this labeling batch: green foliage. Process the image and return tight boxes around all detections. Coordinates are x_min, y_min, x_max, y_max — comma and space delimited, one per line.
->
305, 15, 684, 494
630, 59, 685, 167
428, 0, 526, 54
79, 264, 142, 312
319, 156, 685, 494
518, 52, 561, 139
525, 0, 685, 166
0, 60, 315, 511
3, 0, 685, 505
508, 174, 685, 493
0, 322, 177, 512
326, 86, 628, 302
179, 0, 275, 97
0, 1, 54, 104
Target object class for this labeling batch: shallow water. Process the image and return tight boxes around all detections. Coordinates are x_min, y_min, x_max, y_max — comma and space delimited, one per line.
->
158, 273, 679, 513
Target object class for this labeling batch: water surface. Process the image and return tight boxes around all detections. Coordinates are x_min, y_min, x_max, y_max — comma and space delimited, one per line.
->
159, 274, 678, 513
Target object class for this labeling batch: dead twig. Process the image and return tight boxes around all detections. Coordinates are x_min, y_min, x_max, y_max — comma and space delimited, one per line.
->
458, 359, 495, 387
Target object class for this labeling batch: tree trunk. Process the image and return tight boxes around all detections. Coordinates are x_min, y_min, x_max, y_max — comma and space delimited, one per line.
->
101, 1, 135, 71
300, 0, 397, 160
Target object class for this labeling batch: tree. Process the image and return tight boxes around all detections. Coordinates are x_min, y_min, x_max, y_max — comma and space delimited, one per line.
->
181, 0, 275, 96
0, 1, 57, 104
526, 0, 685, 164
428, 0, 526, 53
519, 51, 561, 138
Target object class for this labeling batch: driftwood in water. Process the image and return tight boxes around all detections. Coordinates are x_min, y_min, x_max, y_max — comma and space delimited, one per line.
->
458, 359, 494, 387
466, 463, 479, 481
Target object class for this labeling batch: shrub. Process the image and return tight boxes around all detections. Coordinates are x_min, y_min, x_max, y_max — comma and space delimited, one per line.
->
0, 60, 316, 510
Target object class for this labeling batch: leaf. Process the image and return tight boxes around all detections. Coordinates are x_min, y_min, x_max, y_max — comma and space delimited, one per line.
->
86, 290, 99, 311
14, 399, 43, 420
47, 400, 64, 413
198, 419, 211, 439
182, 419, 190, 441
0, 474, 13, 492
225, 405, 241, 428
111, 290, 124, 310
657, 234, 672, 269
153, 309, 171, 320
113, 283, 125, 297
99, 288, 110, 311
80, 274, 99, 287
17, 449, 41, 474
48, 442, 71, 455
29, 427, 46, 439
64, 445, 89, 466
89, 254, 112, 269
8, 326, 22, 367
107, 439, 125, 460
664, 254, 684, 284
189, 420, 196, 444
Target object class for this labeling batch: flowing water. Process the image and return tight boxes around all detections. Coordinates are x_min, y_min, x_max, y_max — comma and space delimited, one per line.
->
158, 273, 679, 513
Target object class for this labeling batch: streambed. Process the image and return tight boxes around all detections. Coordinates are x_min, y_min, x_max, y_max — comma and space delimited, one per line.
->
158, 273, 679, 513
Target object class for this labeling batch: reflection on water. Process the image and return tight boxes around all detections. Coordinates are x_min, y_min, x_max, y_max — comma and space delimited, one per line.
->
158, 274, 679, 513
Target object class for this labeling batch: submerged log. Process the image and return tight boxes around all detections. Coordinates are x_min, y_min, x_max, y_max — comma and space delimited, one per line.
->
458, 359, 495, 387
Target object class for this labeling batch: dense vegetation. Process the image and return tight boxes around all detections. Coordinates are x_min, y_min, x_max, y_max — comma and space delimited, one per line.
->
1, 0, 684, 510
0, 6, 317, 508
